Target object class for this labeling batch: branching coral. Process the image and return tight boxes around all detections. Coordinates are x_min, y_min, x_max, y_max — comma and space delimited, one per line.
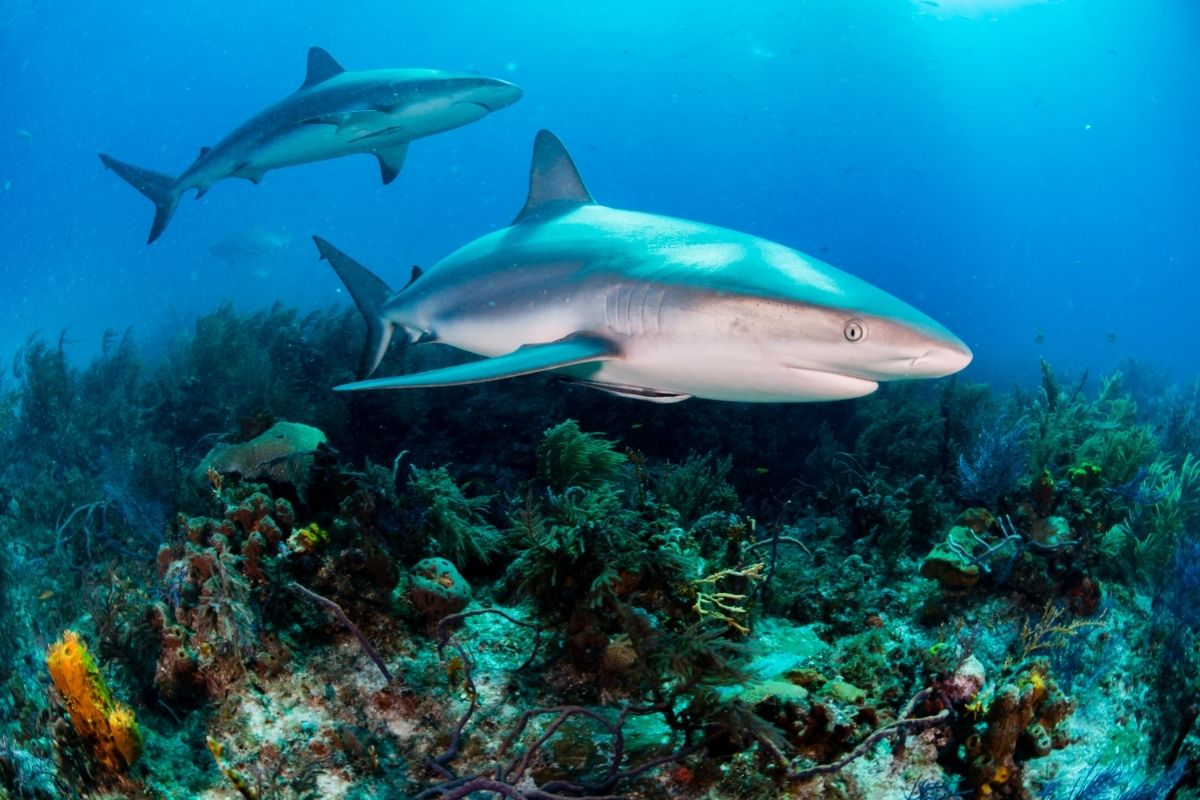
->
691, 562, 764, 635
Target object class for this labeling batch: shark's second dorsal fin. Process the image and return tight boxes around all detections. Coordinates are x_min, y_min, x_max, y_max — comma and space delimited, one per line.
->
513, 130, 594, 225
300, 47, 346, 91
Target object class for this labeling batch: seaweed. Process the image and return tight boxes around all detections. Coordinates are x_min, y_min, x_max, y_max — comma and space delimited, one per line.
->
655, 451, 738, 528
536, 418, 627, 492
4, 301, 1200, 799
407, 464, 501, 566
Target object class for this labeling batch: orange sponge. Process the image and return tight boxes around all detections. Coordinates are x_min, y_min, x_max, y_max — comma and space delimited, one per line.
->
46, 630, 143, 772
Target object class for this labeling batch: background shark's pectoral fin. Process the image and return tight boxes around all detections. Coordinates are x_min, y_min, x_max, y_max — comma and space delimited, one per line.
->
374, 144, 409, 185
334, 335, 619, 392
233, 162, 267, 184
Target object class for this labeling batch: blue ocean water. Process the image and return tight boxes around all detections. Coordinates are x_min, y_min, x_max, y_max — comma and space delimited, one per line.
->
1, 0, 1197, 388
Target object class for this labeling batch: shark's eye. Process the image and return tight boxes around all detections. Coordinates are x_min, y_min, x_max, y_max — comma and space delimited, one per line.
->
844, 319, 867, 342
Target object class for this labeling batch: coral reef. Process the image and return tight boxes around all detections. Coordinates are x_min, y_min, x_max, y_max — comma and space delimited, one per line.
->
1, 307, 1199, 799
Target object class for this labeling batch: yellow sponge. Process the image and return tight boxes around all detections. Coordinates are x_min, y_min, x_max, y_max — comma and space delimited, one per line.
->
46, 630, 143, 772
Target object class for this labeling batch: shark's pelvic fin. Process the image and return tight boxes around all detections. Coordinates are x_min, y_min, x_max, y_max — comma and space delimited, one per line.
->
334, 335, 619, 392
512, 130, 594, 224
374, 143, 409, 185
300, 47, 346, 91
98, 154, 180, 244
313, 236, 397, 378
559, 377, 692, 403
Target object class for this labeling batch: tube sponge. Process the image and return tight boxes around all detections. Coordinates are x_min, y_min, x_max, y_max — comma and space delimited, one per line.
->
45, 630, 143, 772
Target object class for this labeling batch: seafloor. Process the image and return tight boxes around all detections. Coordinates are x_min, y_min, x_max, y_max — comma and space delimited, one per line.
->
1, 303, 1197, 799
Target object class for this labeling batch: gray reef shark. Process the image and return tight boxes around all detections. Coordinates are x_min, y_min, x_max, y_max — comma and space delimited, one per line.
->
314, 130, 972, 403
100, 47, 522, 243
209, 224, 291, 266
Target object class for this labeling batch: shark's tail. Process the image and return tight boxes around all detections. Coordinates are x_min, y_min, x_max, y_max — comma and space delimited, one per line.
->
98, 154, 181, 244
312, 236, 397, 379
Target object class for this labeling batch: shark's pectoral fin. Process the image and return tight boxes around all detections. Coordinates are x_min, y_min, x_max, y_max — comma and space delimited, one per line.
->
334, 335, 619, 392
512, 130, 595, 224
374, 143, 409, 185
233, 162, 267, 184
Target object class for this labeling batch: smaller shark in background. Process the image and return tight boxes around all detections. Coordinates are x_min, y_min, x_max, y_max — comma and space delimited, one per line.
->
209, 224, 291, 266
314, 131, 972, 404
100, 47, 522, 243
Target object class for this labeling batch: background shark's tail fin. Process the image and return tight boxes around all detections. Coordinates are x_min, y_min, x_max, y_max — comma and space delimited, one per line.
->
98, 154, 181, 244
312, 236, 397, 379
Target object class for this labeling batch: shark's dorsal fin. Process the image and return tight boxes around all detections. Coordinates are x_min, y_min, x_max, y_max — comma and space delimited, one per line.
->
199, 146, 211, 158
300, 47, 346, 91
513, 130, 594, 225
403, 264, 424, 289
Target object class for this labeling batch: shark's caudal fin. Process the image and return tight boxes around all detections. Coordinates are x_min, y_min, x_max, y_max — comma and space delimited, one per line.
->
98, 154, 181, 244
512, 130, 595, 224
334, 335, 619, 392
312, 236, 398, 378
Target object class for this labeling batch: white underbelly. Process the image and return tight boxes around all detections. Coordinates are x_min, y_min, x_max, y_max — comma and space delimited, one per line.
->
587, 337, 878, 402
249, 123, 405, 170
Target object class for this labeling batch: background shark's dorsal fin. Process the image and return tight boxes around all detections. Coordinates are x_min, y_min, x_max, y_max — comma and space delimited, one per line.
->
300, 47, 346, 91
403, 264, 424, 289
199, 146, 211, 158
513, 130, 594, 224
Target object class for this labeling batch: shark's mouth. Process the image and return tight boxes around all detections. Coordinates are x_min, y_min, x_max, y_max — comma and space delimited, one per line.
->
458, 100, 495, 113
782, 364, 880, 397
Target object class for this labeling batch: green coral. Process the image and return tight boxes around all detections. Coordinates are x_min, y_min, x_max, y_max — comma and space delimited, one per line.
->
656, 452, 738, 528
505, 481, 693, 614
1030, 366, 1156, 485
408, 465, 501, 565
537, 419, 627, 492
1101, 453, 1200, 582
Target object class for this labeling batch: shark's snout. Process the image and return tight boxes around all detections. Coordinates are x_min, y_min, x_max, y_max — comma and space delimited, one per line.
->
907, 337, 973, 378
473, 79, 523, 112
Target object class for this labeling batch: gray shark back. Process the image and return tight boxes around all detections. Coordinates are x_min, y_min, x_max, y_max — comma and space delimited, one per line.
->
100, 47, 522, 243
318, 130, 973, 402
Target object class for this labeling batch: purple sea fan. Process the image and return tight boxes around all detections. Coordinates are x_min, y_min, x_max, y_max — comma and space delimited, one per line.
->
956, 414, 1029, 505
